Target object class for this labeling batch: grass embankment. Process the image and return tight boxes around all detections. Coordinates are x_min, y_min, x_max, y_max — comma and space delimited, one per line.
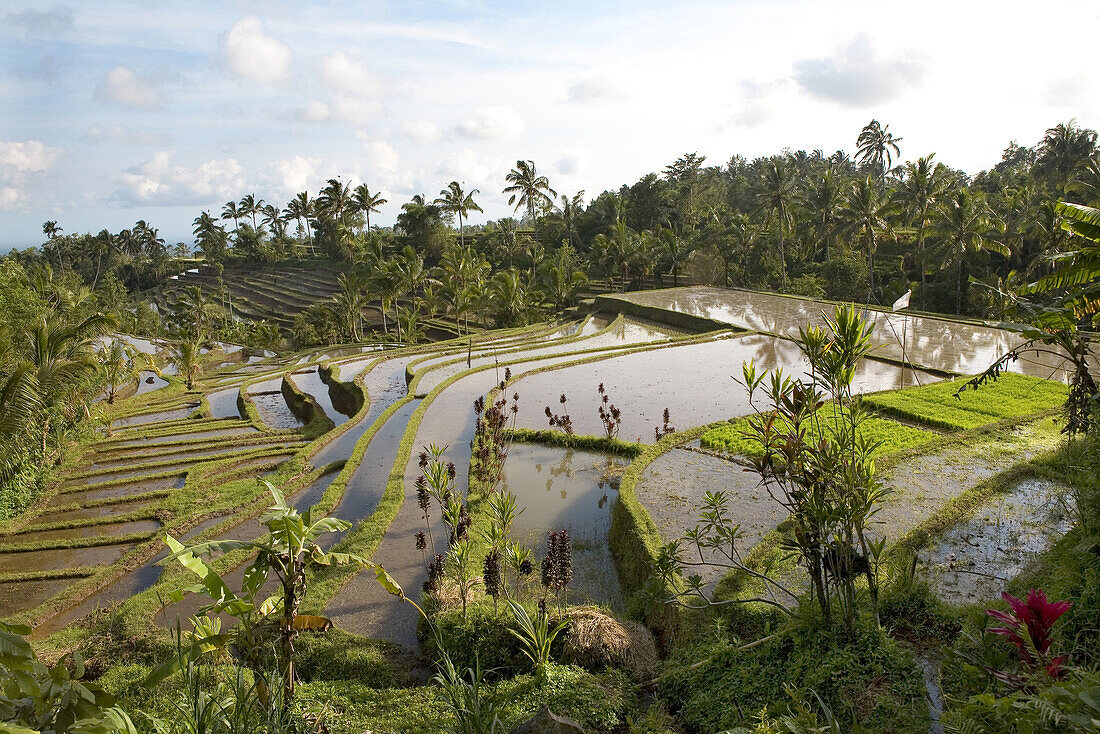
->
861, 372, 1068, 431
700, 410, 936, 457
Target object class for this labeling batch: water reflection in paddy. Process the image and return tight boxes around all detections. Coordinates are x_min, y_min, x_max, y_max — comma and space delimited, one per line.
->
289, 368, 355, 427
206, 387, 242, 419
513, 334, 938, 442
499, 444, 626, 608
610, 287, 1082, 378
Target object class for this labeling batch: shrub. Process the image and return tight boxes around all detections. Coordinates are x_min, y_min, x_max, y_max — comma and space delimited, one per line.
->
820, 255, 869, 302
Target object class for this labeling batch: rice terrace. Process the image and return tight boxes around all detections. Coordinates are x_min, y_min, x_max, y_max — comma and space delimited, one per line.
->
2, 3, 1099, 732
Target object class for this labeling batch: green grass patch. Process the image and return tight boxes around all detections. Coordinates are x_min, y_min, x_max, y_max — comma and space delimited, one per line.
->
700, 411, 936, 457
861, 372, 1068, 431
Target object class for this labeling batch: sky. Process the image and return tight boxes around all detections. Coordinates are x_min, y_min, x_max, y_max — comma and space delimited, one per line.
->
1, 0, 1098, 249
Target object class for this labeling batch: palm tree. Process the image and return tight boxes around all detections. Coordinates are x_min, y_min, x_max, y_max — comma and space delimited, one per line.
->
168, 338, 202, 390
285, 192, 316, 255
334, 272, 368, 341
1037, 121, 1098, 194
756, 157, 798, 288
97, 339, 152, 403
591, 221, 640, 292
193, 211, 227, 262
42, 221, 62, 240
434, 181, 482, 246
18, 312, 111, 457
260, 203, 285, 238
656, 227, 691, 286
504, 160, 557, 224
798, 166, 842, 261
856, 120, 903, 183
897, 154, 950, 306
392, 246, 434, 315
488, 270, 529, 327
221, 201, 243, 237
840, 175, 893, 299
557, 191, 585, 249
367, 261, 401, 339
353, 184, 388, 234
174, 285, 223, 336
929, 189, 1008, 313
1067, 153, 1100, 205
239, 194, 263, 229
320, 179, 353, 220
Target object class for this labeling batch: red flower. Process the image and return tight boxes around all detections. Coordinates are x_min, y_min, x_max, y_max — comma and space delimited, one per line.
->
986, 588, 1072, 679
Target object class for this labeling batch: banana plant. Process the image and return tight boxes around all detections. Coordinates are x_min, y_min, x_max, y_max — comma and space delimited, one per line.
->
149, 481, 404, 699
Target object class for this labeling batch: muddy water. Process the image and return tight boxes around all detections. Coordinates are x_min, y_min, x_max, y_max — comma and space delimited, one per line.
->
251, 392, 305, 430
90, 441, 294, 471
330, 401, 420, 524
512, 334, 937, 443
113, 406, 196, 427
51, 475, 185, 507
206, 387, 242, 419
0, 541, 142, 574
414, 317, 677, 395
311, 356, 415, 468
635, 445, 783, 588
326, 347, 644, 648
134, 373, 170, 395
609, 287, 1082, 379
0, 578, 75, 615
1, 519, 160, 546
290, 368, 351, 427
37, 498, 159, 523
108, 426, 259, 448
927, 478, 1073, 605
499, 444, 627, 608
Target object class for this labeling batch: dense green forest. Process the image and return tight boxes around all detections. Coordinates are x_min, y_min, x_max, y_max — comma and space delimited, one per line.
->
9, 119, 1098, 349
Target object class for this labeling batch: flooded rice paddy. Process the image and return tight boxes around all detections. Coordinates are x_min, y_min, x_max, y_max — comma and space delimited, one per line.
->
926, 478, 1073, 605
604, 287, 1083, 379
513, 334, 936, 442
3, 288, 1079, 648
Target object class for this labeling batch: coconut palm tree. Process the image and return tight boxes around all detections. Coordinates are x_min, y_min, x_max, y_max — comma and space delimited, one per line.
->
856, 120, 903, 183
1037, 121, 1098, 194
840, 175, 896, 300
756, 157, 798, 289
488, 269, 529, 327
798, 166, 842, 262
504, 160, 557, 225
392, 246, 434, 315
239, 194, 263, 229
320, 179, 353, 220
897, 154, 951, 306
221, 201, 243, 237
334, 272, 368, 341
20, 312, 111, 457
193, 212, 227, 263
367, 261, 402, 339
353, 184, 388, 234
929, 189, 1008, 313
168, 338, 203, 390
97, 339, 153, 403
174, 285, 223, 336
557, 191, 585, 249
285, 192, 316, 255
434, 181, 482, 246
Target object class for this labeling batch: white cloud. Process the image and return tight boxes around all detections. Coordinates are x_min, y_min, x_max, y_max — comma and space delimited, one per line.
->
792, 34, 927, 106
401, 119, 442, 143
554, 148, 590, 176
0, 140, 62, 172
94, 66, 163, 109
85, 124, 171, 146
364, 140, 399, 172
455, 105, 525, 140
567, 74, 628, 103
218, 16, 293, 85
436, 148, 496, 188
295, 95, 379, 126
320, 51, 378, 96
112, 150, 245, 207
265, 155, 322, 196
0, 140, 62, 212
